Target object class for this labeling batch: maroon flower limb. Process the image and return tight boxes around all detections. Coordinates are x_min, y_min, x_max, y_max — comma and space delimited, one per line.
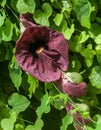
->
15, 26, 69, 82
16, 50, 62, 82
55, 72, 87, 98
48, 30, 69, 71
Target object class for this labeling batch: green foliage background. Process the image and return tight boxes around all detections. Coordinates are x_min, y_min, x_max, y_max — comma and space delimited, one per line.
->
0, 0, 101, 129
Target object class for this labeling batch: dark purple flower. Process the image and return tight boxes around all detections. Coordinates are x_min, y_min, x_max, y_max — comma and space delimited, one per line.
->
55, 73, 87, 98
15, 23, 69, 82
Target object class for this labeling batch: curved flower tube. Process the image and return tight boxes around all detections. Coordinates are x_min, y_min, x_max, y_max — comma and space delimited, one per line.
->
15, 14, 69, 82
20, 13, 35, 27
55, 72, 87, 98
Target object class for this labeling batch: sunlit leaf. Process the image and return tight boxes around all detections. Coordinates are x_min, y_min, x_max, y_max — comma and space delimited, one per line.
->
76, 103, 90, 118
89, 66, 101, 89
1, 112, 17, 130
42, 3, 52, 17
16, 0, 36, 13
95, 34, 101, 44
25, 118, 44, 130
33, 3, 52, 26
15, 124, 24, 130
66, 72, 83, 84
60, 114, 73, 130
36, 93, 51, 118
80, 44, 95, 67
69, 31, 89, 52
96, 45, 101, 64
53, 13, 63, 26
78, 31, 89, 44
8, 93, 30, 114
1, 0, 7, 7
89, 23, 101, 39
50, 93, 68, 110
63, 24, 74, 40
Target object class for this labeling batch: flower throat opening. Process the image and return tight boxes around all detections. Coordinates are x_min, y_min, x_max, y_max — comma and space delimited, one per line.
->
35, 47, 44, 54
29, 39, 48, 57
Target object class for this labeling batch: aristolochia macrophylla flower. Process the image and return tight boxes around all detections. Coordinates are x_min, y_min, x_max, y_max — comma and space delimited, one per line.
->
55, 73, 87, 98
15, 25, 69, 82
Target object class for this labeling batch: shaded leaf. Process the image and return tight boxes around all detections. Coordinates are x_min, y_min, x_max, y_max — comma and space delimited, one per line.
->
28, 74, 38, 98
89, 23, 101, 39
2, 19, 13, 41
73, 0, 93, 28
68, 56, 81, 72
87, 115, 101, 130
11, 0, 18, 11
0, 10, 6, 27
9, 56, 22, 90
0, 43, 13, 62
